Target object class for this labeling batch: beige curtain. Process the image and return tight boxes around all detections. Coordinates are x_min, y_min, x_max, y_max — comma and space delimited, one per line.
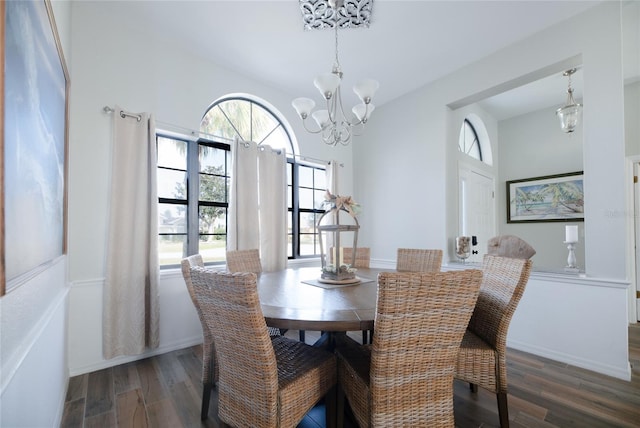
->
324, 160, 341, 250
326, 160, 340, 194
227, 140, 287, 271
103, 106, 159, 359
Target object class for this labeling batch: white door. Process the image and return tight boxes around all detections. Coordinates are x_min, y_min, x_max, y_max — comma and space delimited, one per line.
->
459, 166, 495, 263
634, 163, 640, 321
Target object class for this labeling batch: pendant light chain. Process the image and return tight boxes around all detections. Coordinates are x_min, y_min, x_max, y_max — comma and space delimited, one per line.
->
333, 8, 341, 73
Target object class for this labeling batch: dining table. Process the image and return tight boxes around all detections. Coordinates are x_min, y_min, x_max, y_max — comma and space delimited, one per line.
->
257, 266, 386, 339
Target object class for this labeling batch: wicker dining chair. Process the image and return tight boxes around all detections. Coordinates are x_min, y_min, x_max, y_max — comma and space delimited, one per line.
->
336, 270, 482, 428
181, 255, 217, 420
189, 268, 338, 427
226, 249, 263, 273
455, 254, 533, 428
329, 246, 373, 344
396, 248, 443, 272
330, 247, 371, 268
226, 249, 283, 337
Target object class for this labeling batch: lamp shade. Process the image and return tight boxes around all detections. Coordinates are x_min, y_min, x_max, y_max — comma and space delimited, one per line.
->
352, 103, 375, 122
556, 103, 582, 133
314, 73, 341, 99
292, 97, 316, 119
312, 110, 331, 128
353, 79, 379, 103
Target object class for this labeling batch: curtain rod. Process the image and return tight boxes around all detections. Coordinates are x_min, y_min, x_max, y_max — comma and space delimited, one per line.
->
102, 105, 342, 166
102, 106, 142, 122
295, 154, 343, 167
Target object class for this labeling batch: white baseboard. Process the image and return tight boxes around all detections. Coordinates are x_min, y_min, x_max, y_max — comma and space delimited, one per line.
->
507, 339, 631, 381
68, 335, 203, 377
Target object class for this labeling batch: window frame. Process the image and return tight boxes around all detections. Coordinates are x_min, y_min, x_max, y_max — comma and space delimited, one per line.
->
288, 160, 326, 259
459, 118, 483, 161
157, 133, 231, 269
157, 96, 328, 268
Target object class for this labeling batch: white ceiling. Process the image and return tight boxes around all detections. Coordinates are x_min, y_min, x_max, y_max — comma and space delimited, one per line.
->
103, 0, 637, 121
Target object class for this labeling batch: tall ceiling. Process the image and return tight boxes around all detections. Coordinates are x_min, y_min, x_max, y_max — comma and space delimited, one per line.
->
101, 0, 637, 120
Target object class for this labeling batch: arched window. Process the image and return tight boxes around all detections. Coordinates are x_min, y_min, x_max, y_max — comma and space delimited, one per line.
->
197, 95, 323, 260
458, 114, 492, 165
459, 118, 482, 160
200, 95, 295, 155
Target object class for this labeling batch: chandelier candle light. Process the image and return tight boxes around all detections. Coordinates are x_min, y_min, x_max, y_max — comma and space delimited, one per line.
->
292, 0, 379, 146
556, 68, 582, 133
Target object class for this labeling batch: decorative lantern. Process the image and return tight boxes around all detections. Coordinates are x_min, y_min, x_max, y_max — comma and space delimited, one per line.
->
317, 191, 361, 284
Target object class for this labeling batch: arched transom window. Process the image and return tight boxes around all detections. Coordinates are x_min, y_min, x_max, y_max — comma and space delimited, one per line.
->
458, 114, 492, 166
200, 96, 294, 155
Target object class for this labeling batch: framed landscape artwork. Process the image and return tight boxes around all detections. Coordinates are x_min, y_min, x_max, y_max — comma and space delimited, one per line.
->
507, 171, 584, 223
1, 0, 69, 295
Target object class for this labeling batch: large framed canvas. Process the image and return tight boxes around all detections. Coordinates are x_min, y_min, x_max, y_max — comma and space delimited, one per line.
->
506, 171, 584, 223
2, 0, 69, 295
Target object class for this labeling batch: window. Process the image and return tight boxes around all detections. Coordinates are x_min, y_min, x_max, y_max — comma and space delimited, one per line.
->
288, 162, 326, 258
201, 96, 293, 153
458, 118, 482, 161
156, 95, 325, 267
157, 135, 230, 267
457, 114, 493, 165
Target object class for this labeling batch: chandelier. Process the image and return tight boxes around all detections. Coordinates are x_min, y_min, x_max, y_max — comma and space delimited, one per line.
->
292, 0, 379, 146
556, 68, 582, 133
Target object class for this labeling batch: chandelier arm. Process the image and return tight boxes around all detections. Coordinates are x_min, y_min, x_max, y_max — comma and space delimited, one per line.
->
350, 122, 366, 137
334, 86, 348, 125
321, 125, 338, 146
339, 123, 352, 145
326, 93, 339, 125
300, 118, 325, 135
337, 91, 367, 128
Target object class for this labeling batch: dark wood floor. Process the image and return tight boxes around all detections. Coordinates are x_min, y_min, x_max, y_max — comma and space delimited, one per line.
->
61, 325, 640, 428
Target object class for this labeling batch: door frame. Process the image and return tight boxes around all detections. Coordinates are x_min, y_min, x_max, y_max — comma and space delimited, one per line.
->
625, 155, 639, 322
457, 160, 496, 264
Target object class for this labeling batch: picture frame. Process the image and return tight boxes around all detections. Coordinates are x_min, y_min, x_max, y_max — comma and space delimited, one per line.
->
506, 171, 584, 223
1, 0, 69, 295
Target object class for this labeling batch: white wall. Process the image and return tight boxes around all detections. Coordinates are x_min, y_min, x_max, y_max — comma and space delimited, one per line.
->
0, 259, 69, 428
498, 106, 584, 271
357, 2, 631, 379
625, 81, 640, 157
353, 87, 449, 259
66, 1, 355, 374
508, 274, 630, 380
0, 2, 72, 426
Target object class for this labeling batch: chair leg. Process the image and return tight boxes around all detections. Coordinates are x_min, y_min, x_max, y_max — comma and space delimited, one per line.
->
497, 392, 509, 428
201, 382, 213, 420
299, 330, 306, 342
362, 330, 368, 344
470, 383, 478, 393
336, 384, 345, 428
325, 385, 337, 428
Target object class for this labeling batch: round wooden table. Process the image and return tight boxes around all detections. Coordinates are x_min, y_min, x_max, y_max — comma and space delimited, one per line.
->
258, 266, 384, 332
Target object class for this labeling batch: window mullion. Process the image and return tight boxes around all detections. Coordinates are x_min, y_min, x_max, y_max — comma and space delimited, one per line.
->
187, 141, 200, 256
292, 163, 300, 257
